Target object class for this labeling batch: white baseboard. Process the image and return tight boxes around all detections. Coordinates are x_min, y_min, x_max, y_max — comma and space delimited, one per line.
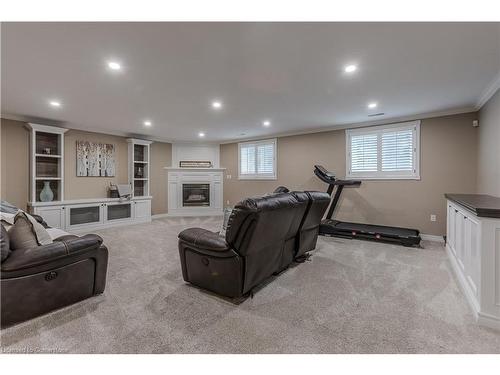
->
152, 211, 223, 219
150, 218, 446, 245
151, 213, 169, 219
67, 217, 152, 234
420, 234, 445, 243
477, 312, 500, 331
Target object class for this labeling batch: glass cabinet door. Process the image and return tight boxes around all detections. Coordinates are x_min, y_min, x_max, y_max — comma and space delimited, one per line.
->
68, 205, 102, 226
107, 203, 132, 221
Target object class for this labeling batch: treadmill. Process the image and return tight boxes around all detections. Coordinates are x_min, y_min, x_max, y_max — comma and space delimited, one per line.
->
314, 165, 421, 247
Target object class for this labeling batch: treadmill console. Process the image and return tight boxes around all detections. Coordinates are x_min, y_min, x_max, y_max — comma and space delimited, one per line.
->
314, 165, 335, 179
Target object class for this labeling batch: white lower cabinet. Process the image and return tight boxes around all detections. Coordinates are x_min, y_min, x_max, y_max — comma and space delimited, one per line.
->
29, 197, 152, 233
446, 199, 500, 330
133, 199, 151, 220
34, 205, 66, 229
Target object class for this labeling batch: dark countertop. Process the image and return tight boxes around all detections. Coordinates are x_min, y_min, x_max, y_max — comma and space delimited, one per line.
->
445, 193, 500, 218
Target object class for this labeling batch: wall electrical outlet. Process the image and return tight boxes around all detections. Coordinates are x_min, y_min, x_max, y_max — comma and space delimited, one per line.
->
226, 200, 230, 205
430, 214, 437, 222
226, 174, 232, 179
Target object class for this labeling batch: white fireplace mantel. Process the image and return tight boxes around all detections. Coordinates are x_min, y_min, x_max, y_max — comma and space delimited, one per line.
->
165, 167, 225, 217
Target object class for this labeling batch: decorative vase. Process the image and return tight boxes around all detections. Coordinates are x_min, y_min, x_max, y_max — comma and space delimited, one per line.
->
40, 181, 54, 202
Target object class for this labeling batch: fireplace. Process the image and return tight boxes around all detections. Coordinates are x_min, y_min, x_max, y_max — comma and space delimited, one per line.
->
182, 183, 210, 207
166, 167, 224, 216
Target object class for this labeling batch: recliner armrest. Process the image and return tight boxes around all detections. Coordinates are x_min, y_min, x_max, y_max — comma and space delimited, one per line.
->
178, 228, 229, 252
1, 234, 104, 273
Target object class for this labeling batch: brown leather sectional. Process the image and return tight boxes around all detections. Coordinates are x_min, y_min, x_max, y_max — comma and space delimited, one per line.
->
178, 191, 331, 299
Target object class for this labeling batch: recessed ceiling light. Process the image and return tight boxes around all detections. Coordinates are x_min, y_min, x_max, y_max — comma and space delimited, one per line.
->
49, 100, 61, 108
107, 61, 122, 71
211, 100, 223, 110
344, 64, 357, 73
262, 120, 271, 127
143, 120, 152, 127
198, 132, 206, 138
368, 102, 378, 109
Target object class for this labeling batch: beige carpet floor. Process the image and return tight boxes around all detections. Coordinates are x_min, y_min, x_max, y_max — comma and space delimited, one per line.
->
1, 216, 500, 353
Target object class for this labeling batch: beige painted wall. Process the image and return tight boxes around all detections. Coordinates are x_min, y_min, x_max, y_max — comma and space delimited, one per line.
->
221, 112, 479, 236
0, 118, 171, 215
477, 89, 500, 196
64, 129, 129, 199
0, 119, 30, 210
150, 142, 171, 215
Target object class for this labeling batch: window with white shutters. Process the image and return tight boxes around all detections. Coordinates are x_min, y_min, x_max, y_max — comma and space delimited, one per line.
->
238, 138, 277, 179
346, 121, 420, 179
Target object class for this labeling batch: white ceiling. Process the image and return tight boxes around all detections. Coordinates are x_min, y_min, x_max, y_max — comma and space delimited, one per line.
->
2, 22, 499, 143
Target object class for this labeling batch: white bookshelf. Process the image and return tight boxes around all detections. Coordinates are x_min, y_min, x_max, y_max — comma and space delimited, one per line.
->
26, 123, 68, 204
127, 138, 153, 198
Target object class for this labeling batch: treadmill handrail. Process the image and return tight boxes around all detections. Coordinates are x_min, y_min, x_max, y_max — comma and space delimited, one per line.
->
314, 165, 361, 186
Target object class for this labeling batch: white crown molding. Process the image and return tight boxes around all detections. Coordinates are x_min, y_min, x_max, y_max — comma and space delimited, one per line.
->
476, 70, 500, 109
219, 105, 476, 144
3, 104, 477, 146
1, 112, 219, 145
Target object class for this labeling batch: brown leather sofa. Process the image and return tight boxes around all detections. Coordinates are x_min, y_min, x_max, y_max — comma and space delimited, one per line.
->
1, 217, 108, 327
178, 191, 330, 299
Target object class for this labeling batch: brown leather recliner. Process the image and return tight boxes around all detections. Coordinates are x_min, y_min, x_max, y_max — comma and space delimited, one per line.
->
296, 191, 333, 258
178, 191, 330, 299
1, 225, 108, 327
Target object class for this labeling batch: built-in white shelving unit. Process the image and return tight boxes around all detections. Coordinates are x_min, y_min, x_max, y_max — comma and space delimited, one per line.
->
25, 128, 154, 232
127, 138, 152, 198
26, 123, 68, 204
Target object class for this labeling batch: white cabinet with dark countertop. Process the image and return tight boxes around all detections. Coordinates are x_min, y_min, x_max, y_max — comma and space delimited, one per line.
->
445, 193, 500, 330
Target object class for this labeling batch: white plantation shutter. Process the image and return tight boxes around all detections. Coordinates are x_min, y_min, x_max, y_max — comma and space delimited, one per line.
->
240, 143, 256, 175
381, 129, 414, 172
256, 143, 274, 174
346, 121, 420, 179
350, 134, 378, 172
239, 139, 277, 179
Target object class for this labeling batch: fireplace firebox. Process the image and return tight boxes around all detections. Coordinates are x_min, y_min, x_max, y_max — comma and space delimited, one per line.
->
182, 184, 210, 207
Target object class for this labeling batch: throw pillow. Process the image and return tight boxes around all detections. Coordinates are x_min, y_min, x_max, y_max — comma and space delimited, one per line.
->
25, 212, 52, 245
9, 212, 39, 250
1, 224, 11, 262
219, 207, 233, 237
1, 211, 16, 228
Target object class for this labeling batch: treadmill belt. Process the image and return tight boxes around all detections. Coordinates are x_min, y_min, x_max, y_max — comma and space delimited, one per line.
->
328, 220, 419, 237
